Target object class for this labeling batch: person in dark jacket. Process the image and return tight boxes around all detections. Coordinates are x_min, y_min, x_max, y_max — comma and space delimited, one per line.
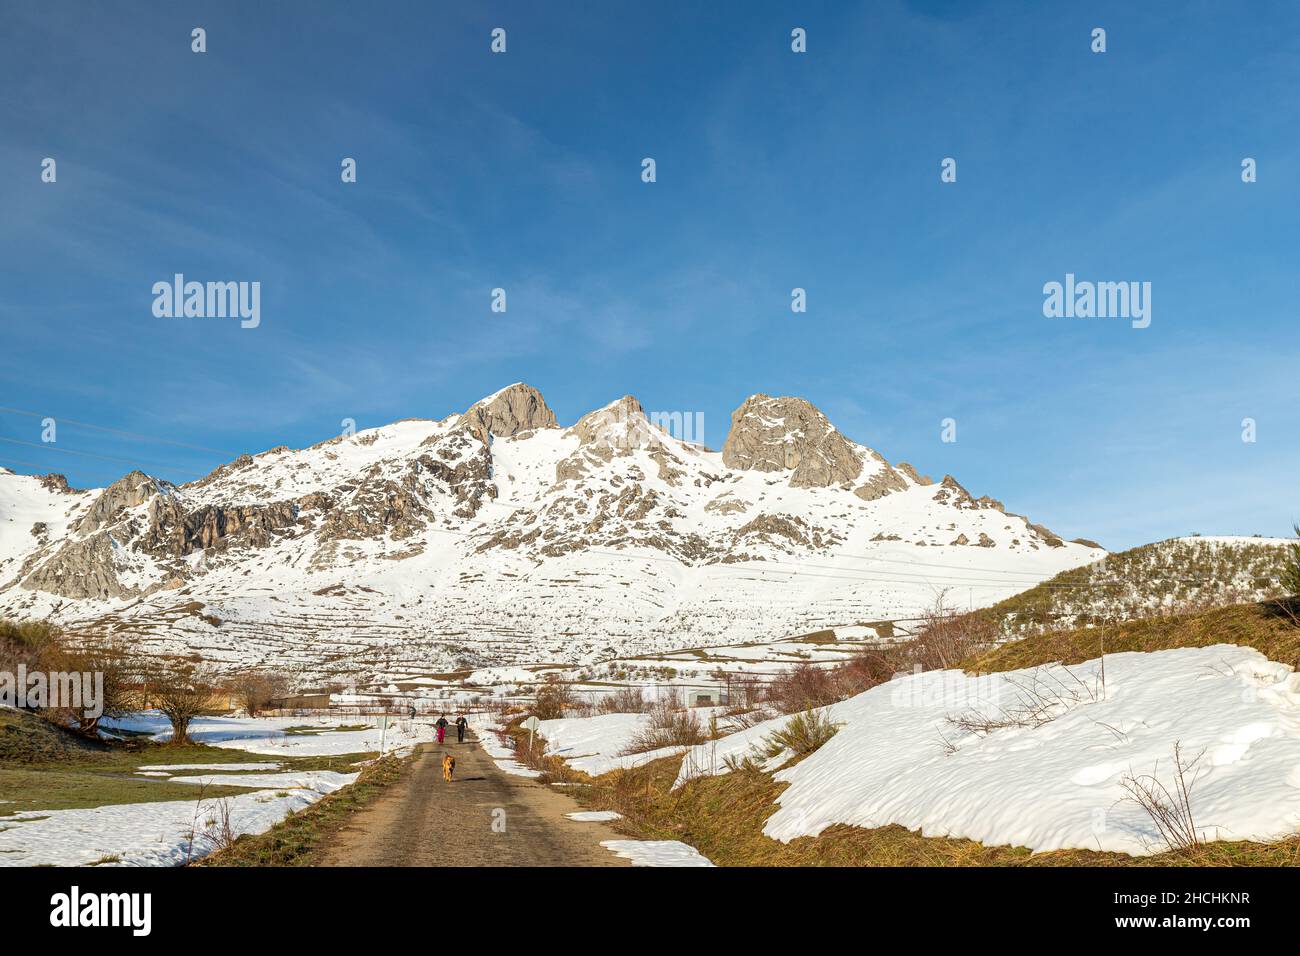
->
455, 715, 468, 743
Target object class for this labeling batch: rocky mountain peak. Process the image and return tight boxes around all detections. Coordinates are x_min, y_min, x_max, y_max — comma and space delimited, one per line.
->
456, 382, 557, 444
569, 395, 654, 448
75, 470, 171, 535
721, 394, 868, 489
38, 473, 75, 494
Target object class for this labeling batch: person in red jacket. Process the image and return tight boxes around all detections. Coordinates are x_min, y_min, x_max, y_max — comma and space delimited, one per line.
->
435, 715, 448, 744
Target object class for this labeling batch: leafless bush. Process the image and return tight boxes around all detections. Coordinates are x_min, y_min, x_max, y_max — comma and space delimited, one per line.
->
895, 593, 1001, 672
621, 692, 707, 754
722, 708, 774, 732
946, 664, 1100, 740
1119, 742, 1206, 852
40, 637, 137, 735
532, 675, 575, 720
596, 686, 649, 714
764, 663, 841, 714
202, 798, 240, 853
763, 595, 1000, 715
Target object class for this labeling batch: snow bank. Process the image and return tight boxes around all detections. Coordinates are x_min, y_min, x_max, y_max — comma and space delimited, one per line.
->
144, 762, 281, 773
535, 713, 652, 775
674, 645, 1300, 855
600, 840, 714, 867
103, 713, 436, 757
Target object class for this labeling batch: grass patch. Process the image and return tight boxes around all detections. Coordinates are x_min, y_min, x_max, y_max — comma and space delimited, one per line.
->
0, 767, 264, 816
196, 753, 412, 866
964, 599, 1300, 674
0, 709, 375, 815
0, 708, 107, 764
281, 724, 372, 736
758, 708, 840, 762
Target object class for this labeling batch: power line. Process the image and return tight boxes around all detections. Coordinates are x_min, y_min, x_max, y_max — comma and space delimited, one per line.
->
0, 406, 237, 456
0, 437, 206, 477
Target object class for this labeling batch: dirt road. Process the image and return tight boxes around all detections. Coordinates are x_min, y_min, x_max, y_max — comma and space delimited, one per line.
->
319, 732, 630, 866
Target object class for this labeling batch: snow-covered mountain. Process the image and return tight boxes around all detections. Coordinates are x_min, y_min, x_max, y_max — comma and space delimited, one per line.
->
0, 384, 1103, 681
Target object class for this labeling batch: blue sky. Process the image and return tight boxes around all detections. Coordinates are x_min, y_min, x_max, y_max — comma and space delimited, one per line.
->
1, 0, 1298, 549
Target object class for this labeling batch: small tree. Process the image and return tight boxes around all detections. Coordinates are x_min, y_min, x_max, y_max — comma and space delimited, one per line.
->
146, 660, 220, 744
533, 675, 574, 720
230, 669, 293, 716
48, 639, 137, 736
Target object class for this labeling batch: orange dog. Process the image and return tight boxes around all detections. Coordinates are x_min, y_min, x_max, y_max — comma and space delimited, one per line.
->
442, 753, 456, 782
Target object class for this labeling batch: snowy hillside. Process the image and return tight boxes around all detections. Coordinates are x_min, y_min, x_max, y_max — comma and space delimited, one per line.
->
0, 385, 1103, 681
983, 535, 1292, 637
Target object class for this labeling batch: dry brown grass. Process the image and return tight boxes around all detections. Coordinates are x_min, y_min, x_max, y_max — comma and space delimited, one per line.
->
964, 599, 1300, 674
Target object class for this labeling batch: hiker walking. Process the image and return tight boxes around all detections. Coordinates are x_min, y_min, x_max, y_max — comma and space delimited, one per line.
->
435, 714, 448, 744
455, 714, 468, 743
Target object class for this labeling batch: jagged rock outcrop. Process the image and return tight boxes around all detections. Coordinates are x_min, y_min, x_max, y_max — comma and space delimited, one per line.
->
722, 395, 867, 488
76, 471, 171, 535
38, 473, 74, 494
320, 429, 497, 544
896, 462, 933, 486
141, 498, 301, 556
457, 383, 557, 444
722, 394, 912, 502
556, 396, 689, 486
853, 467, 909, 502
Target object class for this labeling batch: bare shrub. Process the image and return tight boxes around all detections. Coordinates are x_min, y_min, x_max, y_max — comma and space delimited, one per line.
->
509, 722, 573, 783
532, 675, 574, 720
760, 708, 841, 761
46, 638, 137, 735
895, 593, 1001, 672
596, 686, 649, 714
763, 595, 999, 715
202, 798, 240, 853
621, 693, 707, 754
0, 618, 61, 686
723, 708, 774, 732
946, 664, 1100, 740
765, 663, 840, 714
1119, 742, 1207, 852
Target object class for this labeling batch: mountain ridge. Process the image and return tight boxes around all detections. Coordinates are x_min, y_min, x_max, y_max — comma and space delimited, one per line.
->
0, 384, 1104, 681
